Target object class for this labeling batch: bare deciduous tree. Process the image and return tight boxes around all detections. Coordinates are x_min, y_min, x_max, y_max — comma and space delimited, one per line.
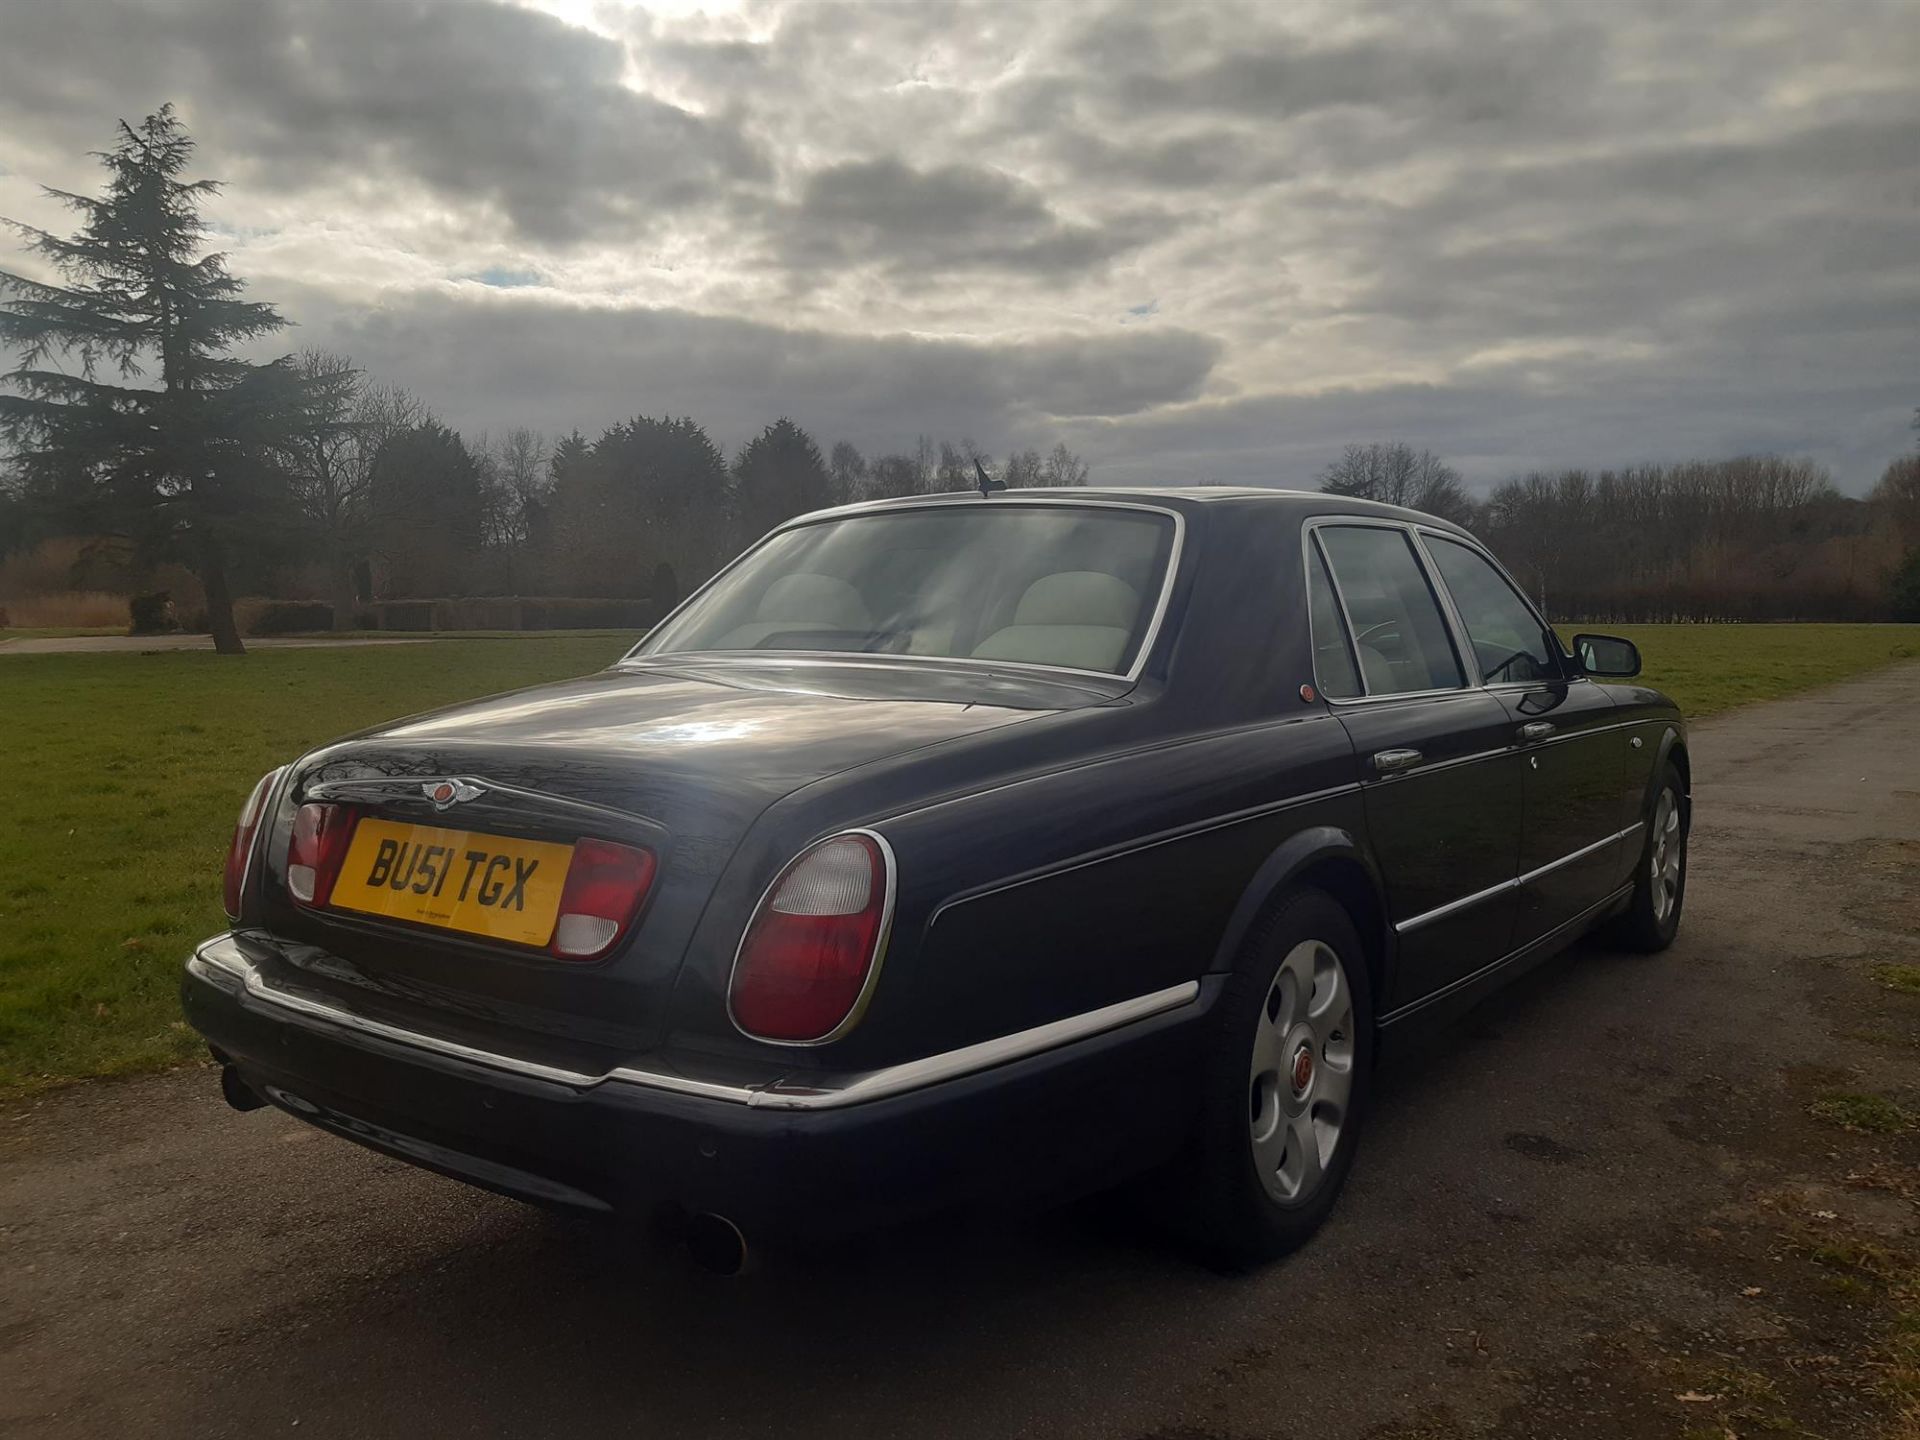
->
1041, 442, 1090, 487
285, 350, 425, 627
1319, 442, 1474, 526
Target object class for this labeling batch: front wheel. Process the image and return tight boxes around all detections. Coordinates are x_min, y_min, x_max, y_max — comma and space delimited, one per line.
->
1611, 763, 1688, 952
1181, 887, 1373, 1269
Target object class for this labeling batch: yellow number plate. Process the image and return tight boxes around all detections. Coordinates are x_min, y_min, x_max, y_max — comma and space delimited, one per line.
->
329, 818, 574, 947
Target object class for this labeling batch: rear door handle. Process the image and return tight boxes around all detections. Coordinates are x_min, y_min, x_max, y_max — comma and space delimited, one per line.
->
1372, 748, 1423, 774
1518, 721, 1556, 742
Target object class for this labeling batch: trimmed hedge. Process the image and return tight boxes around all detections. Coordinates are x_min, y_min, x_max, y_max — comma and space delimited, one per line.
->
246, 601, 334, 635
219, 596, 662, 634
380, 597, 660, 631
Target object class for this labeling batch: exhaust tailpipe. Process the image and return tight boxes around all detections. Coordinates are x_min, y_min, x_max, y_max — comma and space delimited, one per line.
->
220, 1065, 268, 1113
684, 1212, 753, 1276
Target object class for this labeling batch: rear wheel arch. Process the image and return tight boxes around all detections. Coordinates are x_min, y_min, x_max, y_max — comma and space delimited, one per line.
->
1210, 829, 1390, 1017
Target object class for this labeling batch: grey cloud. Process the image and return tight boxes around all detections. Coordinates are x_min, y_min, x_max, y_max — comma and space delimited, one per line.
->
775, 157, 1161, 278
0, 0, 766, 244
286, 286, 1220, 452
2, 0, 1916, 494
1066, 341, 1918, 495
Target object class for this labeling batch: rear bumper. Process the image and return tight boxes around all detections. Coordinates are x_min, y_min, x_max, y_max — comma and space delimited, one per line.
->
182, 933, 1213, 1235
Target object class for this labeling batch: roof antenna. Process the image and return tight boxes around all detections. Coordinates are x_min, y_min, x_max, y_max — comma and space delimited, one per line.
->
974, 458, 1005, 497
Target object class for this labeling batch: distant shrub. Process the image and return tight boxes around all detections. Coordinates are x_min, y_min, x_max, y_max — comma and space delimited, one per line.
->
128, 592, 179, 635
1891, 548, 1920, 623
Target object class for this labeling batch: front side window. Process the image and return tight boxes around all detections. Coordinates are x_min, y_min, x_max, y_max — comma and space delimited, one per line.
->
1425, 536, 1559, 684
1315, 526, 1465, 695
636, 505, 1175, 677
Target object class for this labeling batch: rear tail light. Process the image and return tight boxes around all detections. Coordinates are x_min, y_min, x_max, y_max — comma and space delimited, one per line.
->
728, 832, 891, 1043
550, 838, 657, 959
222, 768, 284, 920
287, 803, 357, 907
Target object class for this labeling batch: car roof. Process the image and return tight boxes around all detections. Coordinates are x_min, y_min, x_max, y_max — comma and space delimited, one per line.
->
796, 485, 1475, 538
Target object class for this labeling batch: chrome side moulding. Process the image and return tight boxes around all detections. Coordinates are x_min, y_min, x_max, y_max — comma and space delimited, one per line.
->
1394, 821, 1645, 935
186, 935, 1200, 1112
1379, 881, 1636, 1027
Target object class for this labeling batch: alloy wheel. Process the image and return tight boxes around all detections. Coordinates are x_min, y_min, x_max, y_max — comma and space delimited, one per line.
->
1650, 787, 1684, 923
1247, 939, 1356, 1204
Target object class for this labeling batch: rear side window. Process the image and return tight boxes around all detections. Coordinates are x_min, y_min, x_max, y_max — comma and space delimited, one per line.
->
1316, 526, 1465, 695
1305, 544, 1361, 698
1425, 537, 1559, 684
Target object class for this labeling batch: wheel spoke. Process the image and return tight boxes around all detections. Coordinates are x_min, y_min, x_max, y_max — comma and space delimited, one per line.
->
1314, 1052, 1353, 1115
1249, 1005, 1290, 1081
1250, 1087, 1286, 1173
1278, 942, 1317, 1020
1287, 1109, 1324, 1197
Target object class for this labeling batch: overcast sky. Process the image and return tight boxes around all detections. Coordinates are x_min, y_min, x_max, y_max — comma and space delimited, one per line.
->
2, 0, 1916, 491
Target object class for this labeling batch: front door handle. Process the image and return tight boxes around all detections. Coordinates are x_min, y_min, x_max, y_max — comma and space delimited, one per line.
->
1518, 721, 1556, 742
1372, 747, 1423, 774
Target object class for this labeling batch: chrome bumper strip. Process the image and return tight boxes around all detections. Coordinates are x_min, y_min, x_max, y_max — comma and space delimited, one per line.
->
187, 935, 1200, 1112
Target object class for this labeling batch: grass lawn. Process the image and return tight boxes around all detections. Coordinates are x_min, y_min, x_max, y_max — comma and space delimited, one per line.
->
0, 626, 123, 642
0, 635, 636, 1091
2, 621, 1917, 1094
1601, 623, 1920, 718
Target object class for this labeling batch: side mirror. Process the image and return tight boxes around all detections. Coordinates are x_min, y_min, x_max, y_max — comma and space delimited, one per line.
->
1571, 632, 1640, 678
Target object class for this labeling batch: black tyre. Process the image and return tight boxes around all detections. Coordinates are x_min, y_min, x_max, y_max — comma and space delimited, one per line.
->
1610, 763, 1688, 953
1182, 886, 1373, 1269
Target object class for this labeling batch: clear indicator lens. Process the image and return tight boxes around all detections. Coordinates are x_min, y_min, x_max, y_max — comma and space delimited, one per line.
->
768, 837, 875, 916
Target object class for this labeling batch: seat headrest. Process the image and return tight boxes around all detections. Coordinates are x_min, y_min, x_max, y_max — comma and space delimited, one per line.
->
1012, 572, 1139, 629
755, 573, 871, 629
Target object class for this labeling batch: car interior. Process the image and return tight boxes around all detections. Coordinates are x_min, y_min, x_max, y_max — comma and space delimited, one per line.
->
678, 507, 1171, 675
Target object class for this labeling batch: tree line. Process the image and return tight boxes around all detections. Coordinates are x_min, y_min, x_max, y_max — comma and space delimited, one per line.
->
1318, 442, 1920, 623
0, 108, 1090, 652
5, 109, 1918, 651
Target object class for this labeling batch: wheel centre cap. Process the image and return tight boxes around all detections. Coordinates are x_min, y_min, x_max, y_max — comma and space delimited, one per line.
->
1289, 1044, 1315, 1094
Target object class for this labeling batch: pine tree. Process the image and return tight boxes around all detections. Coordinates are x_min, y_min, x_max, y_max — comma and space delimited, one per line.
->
0, 106, 327, 652
732, 418, 831, 545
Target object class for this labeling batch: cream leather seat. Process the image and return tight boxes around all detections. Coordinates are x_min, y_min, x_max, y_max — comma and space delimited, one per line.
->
714, 573, 872, 649
970, 571, 1139, 672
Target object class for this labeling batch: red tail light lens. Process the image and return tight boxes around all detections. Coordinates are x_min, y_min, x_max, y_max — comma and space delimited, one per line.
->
222, 768, 284, 920
287, 803, 357, 908
550, 838, 657, 959
728, 833, 891, 1043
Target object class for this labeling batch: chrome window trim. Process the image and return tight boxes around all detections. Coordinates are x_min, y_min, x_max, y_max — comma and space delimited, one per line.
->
1304, 530, 1366, 700
723, 827, 899, 1049
622, 497, 1188, 686
1394, 821, 1644, 935
1300, 515, 1472, 704
186, 934, 1199, 1110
